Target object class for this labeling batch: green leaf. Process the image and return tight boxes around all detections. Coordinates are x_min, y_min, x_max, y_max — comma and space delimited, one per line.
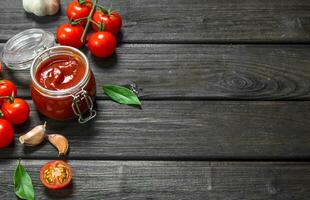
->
103, 84, 141, 105
14, 160, 35, 200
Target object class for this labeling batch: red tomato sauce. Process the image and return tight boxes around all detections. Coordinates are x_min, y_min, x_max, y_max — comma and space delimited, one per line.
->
35, 55, 86, 90
31, 53, 96, 121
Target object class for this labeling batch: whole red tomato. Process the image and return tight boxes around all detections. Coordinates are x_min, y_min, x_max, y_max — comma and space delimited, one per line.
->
56, 24, 85, 48
0, 80, 17, 105
0, 119, 14, 148
1, 98, 30, 125
67, 0, 92, 26
92, 10, 122, 34
88, 31, 117, 58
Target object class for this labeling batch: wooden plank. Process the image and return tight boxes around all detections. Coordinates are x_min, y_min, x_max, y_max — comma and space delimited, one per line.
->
0, 0, 309, 42
1, 100, 310, 159
2, 44, 310, 100
1, 160, 310, 199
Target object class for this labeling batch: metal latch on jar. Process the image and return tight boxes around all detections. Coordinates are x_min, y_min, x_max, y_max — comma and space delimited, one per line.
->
71, 90, 96, 124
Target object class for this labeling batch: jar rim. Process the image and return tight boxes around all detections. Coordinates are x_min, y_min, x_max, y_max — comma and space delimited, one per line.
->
30, 46, 90, 96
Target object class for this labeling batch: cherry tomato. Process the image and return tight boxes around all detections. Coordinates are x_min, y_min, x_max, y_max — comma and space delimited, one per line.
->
1, 98, 30, 125
0, 119, 14, 148
91, 10, 122, 34
66, 0, 92, 26
40, 160, 73, 190
88, 31, 116, 58
0, 80, 17, 105
56, 24, 86, 48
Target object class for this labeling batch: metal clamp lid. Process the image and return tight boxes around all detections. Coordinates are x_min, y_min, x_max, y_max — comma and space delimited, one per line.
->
71, 90, 96, 124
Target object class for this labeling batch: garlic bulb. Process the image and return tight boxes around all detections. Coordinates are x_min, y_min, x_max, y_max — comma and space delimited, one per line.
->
19, 122, 47, 146
22, 0, 60, 16
47, 134, 69, 156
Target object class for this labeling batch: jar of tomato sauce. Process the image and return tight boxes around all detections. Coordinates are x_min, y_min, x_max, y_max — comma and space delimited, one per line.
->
30, 46, 96, 123
2, 29, 96, 123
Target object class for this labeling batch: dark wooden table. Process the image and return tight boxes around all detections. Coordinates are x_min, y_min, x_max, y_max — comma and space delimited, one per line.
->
1, 0, 310, 199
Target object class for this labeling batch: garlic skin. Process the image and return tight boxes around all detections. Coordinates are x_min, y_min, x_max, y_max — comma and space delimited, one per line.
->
47, 134, 69, 156
22, 0, 60, 16
19, 122, 47, 146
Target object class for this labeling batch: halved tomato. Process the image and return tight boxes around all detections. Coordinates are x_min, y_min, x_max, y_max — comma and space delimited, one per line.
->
40, 160, 73, 190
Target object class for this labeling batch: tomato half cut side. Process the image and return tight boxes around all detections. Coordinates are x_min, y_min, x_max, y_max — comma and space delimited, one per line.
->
40, 160, 73, 190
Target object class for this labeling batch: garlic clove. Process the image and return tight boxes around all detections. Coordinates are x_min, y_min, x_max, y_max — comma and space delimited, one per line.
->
47, 134, 69, 156
19, 122, 47, 146
22, 0, 60, 17
46, 0, 60, 16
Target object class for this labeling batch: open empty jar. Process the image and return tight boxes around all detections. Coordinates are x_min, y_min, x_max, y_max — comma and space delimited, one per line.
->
2, 29, 55, 70
1, 29, 97, 123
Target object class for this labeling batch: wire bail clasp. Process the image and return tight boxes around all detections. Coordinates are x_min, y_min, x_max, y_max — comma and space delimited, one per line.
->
71, 90, 96, 124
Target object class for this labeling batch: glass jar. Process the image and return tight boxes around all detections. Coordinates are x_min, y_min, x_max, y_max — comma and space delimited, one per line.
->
30, 46, 96, 123
2, 29, 55, 70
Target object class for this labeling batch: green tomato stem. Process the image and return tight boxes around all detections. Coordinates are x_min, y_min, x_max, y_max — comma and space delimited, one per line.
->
105, 0, 113, 12
89, 19, 104, 31
72, 16, 88, 26
0, 92, 15, 103
98, 4, 109, 15
78, 0, 86, 5
80, 0, 99, 43
76, 16, 89, 21
109, 0, 113, 12
9, 91, 15, 103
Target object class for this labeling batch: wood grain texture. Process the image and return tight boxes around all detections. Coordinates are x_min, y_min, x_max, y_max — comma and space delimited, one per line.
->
1, 100, 310, 159
0, 0, 309, 42
1, 44, 310, 100
1, 160, 310, 200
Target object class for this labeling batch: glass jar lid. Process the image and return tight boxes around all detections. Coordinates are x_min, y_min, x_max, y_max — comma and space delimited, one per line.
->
1, 29, 55, 70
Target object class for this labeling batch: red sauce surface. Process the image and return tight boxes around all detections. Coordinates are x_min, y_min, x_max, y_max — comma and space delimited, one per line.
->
31, 54, 96, 121
35, 55, 86, 90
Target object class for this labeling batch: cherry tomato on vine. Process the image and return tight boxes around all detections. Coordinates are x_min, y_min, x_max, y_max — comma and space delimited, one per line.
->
56, 24, 86, 48
40, 160, 73, 190
66, 0, 92, 26
91, 10, 122, 34
0, 119, 14, 148
88, 31, 117, 58
1, 98, 30, 125
0, 80, 17, 105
